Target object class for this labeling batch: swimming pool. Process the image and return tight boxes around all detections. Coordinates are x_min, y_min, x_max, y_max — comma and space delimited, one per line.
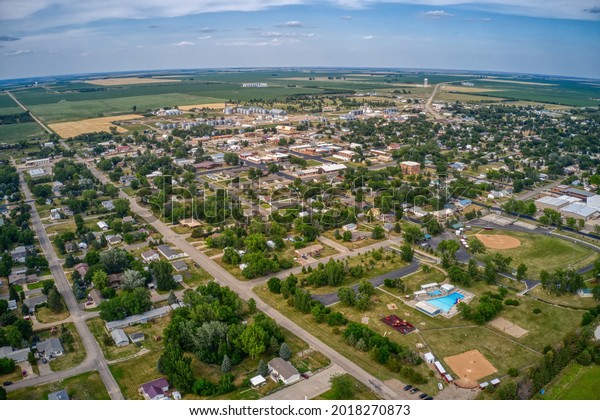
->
427, 292, 464, 313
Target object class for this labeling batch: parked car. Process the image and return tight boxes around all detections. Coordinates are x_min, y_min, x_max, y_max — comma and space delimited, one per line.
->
3, 381, 13, 386
22, 370, 27, 377
42, 358, 47, 364
419, 393, 428, 399
403, 384, 413, 391
425, 396, 434, 400
438, 383, 444, 390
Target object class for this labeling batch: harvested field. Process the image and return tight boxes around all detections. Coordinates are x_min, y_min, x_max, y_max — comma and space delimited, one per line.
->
475, 233, 521, 250
84, 77, 181, 86
444, 349, 497, 388
179, 103, 224, 111
441, 86, 499, 93
49, 114, 141, 137
488, 317, 529, 338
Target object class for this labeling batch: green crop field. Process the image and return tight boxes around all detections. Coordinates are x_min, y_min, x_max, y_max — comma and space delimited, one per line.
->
0, 122, 48, 143
446, 78, 600, 107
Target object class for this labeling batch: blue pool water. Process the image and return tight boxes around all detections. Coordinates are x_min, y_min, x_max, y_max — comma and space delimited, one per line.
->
428, 292, 464, 313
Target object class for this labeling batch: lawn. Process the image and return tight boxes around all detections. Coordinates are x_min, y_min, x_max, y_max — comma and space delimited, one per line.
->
48, 323, 87, 372
474, 230, 597, 278
0, 122, 48, 143
494, 293, 584, 352
541, 363, 600, 400
45, 221, 76, 236
316, 374, 381, 400
526, 287, 598, 310
110, 349, 162, 400
35, 307, 70, 324
8, 371, 110, 400
420, 326, 541, 381
388, 268, 446, 294
182, 263, 214, 287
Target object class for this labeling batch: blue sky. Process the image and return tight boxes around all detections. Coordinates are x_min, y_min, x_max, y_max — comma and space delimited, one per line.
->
0, 0, 599, 80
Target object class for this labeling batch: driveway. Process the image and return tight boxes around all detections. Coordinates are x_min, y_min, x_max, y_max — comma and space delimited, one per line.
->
262, 364, 346, 400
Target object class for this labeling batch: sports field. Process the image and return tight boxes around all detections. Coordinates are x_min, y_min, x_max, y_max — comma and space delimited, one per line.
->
475, 230, 597, 277
542, 363, 600, 400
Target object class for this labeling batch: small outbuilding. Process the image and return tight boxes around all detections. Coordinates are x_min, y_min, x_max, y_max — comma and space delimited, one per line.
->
111, 329, 130, 347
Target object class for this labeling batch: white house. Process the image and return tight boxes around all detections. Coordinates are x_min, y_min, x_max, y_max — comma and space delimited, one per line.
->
36, 337, 64, 358
268, 357, 300, 385
111, 329, 130, 347
141, 250, 160, 263
97, 221, 109, 231
156, 244, 186, 260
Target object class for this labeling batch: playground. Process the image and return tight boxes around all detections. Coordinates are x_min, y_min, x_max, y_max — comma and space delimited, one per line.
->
380, 315, 416, 335
444, 349, 497, 389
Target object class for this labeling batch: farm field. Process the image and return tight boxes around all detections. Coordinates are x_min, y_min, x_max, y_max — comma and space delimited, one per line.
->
0, 122, 48, 143
8, 371, 110, 400
474, 230, 597, 277
84, 77, 182, 86
49, 114, 142, 137
541, 363, 600, 400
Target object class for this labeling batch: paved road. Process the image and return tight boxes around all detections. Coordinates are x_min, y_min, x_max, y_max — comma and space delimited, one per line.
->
312, 261, 420, 306
262, 364, 346, 400
5, 172, 124, 399
82, 162, 405, 400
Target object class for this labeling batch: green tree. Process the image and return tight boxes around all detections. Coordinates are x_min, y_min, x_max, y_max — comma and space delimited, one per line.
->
516, 263, 528, 281
47, 287, 64, 313
168, 290, 177, 305
247, 298, 257, 313
279, 342, 292, 361
402, 224, 424, 244
337, 287, 356, 306
468, 237, 486, 254
0, 386, 6, 400
151, 260, 176, 291
240, 324, 267, 359
121, 269, 146, 291
399, 242, 414, 262
257, 359, 268, 377
437, 239, 460, 268
358, 280, 374, 297
329, 374, 355, 399
371, 226, 385, 240
342, 230, 352, 242
92, 270, 109, 290
221, 354, 232, 373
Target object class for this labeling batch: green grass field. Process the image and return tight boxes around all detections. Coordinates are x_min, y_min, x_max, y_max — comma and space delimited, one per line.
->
476, 230, 597, 278
8, 371, 110, 400
0, 122, 48, 143
542, 363, 600, 400
316, 374, 380, 400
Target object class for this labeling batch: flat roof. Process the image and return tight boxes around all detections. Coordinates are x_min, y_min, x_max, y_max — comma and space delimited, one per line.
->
561, 203, 598, 217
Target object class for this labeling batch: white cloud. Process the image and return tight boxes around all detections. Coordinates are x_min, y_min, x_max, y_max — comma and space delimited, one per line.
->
277, 20, 303, 27
4, 49, 32, 56
362, 35, 374, 39
199, 27, 216, 33
0, 0, 597, 26
198, 35, 212, 40
217, 38, 286, 47
341, 15, 352, 20
174, 41, 194, 46
423, 10, 453, 18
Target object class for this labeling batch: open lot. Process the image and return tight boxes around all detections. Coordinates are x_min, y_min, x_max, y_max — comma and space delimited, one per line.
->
8, 371, 110, 400
49, 114, 141, 137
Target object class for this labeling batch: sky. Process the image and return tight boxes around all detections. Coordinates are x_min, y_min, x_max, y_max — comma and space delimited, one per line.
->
0, 0, 599, 80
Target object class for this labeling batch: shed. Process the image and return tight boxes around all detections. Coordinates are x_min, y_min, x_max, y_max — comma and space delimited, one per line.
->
441, 284, 455, 293
421, 283, 439, 290
129, 332, 145, 343
47, 389, 70, 400
434, 361, 447, 375
423, 352, 435, 364
250, 375, 267, 387
490, 378, 501, 386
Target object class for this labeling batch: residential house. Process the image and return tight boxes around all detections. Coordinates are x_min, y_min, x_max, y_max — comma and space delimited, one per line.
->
171, 260, 188, 272
105, 307, 172, 331
141, 250, 160, 263
108, 273, 123, 289
156, 244, 186, 260
111, 329, 130, 347
24, 294, 48, 309
97, 221, 109, 231
294, 244, 323, 258
268, 357, 300, 385
8, 272, 27, 286
139, 378, 170, 400
47, 389, 70, 400
0, 346, 30, 363
36, 337, 64, 358
106, 234, 123, 245
10, 246, 27, 263
74, 263, 89, 277
102, 200, 115, 211
7, 300, 17, 311
87, 289, 103, 308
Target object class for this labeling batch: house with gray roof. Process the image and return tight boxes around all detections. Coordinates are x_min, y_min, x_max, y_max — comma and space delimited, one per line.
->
268, 357, 300, 385
48, 389, 70, 400
36, 337, 64, 358
24, 294, 48, 309
0, 346, 30, 363
111, 329, 130, 347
